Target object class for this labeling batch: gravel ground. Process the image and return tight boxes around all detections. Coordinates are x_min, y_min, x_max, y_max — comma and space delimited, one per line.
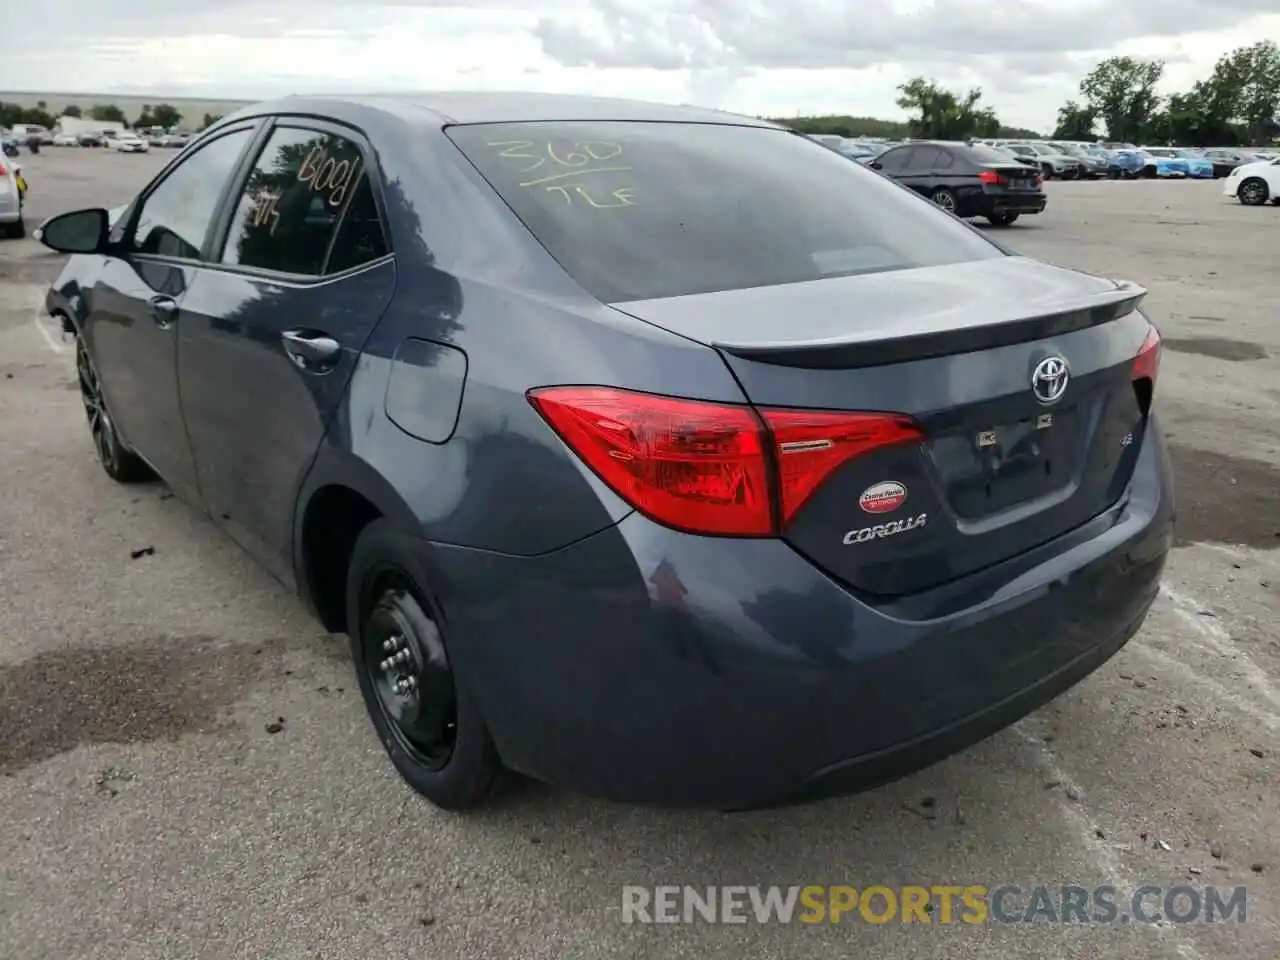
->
0, 150, 1277, 960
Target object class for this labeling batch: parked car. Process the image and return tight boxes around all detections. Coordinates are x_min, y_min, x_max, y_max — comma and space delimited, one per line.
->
1202, 149, 1254, 179
106, 130, 150, 153
869, 140, 1045, 225
1104, 149, 1145, 179
52, 131, 80, 146
1048, 143, 1108, 179
162, 131, 193, 148
1165, 149, 1214, 179
1222, 155, 1280, 205
1, 134, 19, 158
1000, 142, 1083, 180
1, 157, 26, 238
1136, 149, 1190, 178
77, 131, 106, 147
36, 94, 1172, 811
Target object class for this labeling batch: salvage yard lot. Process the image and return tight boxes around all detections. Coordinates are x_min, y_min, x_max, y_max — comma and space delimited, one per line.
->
1, 149, 1278, 960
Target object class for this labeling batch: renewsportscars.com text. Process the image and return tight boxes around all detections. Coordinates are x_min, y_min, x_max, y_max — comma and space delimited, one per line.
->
621, 884, 1247, 925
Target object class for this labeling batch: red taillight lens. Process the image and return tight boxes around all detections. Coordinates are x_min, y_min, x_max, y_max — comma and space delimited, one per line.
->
978, 170, 1004, 185
528, 386, 922, 537
760, 408, 923, 525
0, 163, 7, 176
1132, 324, 1161, 384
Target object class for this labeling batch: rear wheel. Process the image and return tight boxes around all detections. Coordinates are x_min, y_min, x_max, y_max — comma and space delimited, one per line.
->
929, 187, 958, 214
346, 519, 504, 810
986, 212, 1020, 226
1238, 177, 1269, 206
1, 219, 22, 239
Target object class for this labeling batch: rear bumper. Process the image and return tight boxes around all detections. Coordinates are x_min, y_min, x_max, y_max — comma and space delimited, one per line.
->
429, 416, 1173, 809
967, 192, 1047, 217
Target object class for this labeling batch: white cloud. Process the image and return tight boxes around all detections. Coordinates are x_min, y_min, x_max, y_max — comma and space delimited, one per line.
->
1, 0, 1278, 131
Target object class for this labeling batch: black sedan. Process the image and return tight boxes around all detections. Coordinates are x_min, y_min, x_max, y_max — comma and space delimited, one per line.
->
869, 141, 1047, 226
36, 95, 1170, 811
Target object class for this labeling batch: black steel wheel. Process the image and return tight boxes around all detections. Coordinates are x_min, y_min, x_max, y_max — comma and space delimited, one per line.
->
346, 519, 503, 809
75, 337, 152, 482
361, 570, 457, 771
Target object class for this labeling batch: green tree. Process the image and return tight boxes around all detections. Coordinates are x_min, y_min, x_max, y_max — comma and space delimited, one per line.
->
150, 104, 182, 130
895, 78, 1001, 139
200, 113, 224, 131
1222, 41, 1280, 144
1052, 100, 1098, 140
1079, 56, 1164, 142
89, 103, 127, 124
62, 104, 82, 118
135, 104, 155, 128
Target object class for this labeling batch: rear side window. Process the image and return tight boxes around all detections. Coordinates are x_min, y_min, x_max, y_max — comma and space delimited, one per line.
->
447, 122, 1002, 303
220, 126, 387, 276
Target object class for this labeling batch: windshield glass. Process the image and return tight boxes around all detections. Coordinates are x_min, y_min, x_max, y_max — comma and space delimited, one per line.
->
448, 121, 1003, 303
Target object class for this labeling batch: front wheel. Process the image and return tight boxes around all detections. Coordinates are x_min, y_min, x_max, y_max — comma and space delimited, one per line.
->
75, 337, 153, 482
986, 212, 1020, 226
1238, 177, 1269, 206
346, 519, 505, 810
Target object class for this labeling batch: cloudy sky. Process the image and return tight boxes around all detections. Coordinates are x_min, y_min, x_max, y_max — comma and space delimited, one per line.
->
3, 0, 1279, 129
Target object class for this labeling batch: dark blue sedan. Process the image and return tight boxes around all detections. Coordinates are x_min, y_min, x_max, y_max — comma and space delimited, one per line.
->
38, 94, 1174, 811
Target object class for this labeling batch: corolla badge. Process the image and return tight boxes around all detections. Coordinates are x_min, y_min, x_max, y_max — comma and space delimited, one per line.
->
1031, 355, 1070, 405
843, 513, 928, 545
859, 481, 907, 514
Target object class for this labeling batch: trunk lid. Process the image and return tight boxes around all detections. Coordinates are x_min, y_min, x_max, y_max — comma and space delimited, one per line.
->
611, 257, 1154, 596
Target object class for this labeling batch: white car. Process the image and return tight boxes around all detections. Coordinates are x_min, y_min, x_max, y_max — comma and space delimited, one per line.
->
106, 132, 150, 153
52, 132, 79, 147
1222, 157, 1280, 206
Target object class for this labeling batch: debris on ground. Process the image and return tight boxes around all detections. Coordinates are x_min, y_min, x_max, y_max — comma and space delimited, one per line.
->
129, 545, 155, 559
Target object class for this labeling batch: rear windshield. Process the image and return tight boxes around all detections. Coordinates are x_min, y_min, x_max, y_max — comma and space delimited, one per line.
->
446, 121, 1002, 303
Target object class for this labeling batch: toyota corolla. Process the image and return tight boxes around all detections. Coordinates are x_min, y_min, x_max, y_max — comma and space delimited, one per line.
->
38, 94, 1174, 811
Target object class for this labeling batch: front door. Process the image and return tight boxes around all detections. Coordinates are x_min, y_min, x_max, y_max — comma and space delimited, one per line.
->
177, 120, 395, 582
87, 126, 259, 502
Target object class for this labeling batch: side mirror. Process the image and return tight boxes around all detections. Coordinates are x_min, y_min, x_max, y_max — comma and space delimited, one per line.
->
38, 208, 110, 254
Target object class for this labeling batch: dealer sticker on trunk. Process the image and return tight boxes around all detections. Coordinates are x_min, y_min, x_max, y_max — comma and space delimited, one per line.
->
858, 481, 907, 514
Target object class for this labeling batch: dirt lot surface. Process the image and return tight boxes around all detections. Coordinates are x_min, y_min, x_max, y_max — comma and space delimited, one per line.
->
1, 149, 1277, 960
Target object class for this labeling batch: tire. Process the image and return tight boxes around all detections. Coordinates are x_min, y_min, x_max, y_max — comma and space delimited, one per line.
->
75, 337, 153, 483
1, 219, 22, 239
346, 518, 504, 810
1142, 166, 1157, 179
986, 212, 1019, 226
1108, 169, 1120, 180
1238, 177, 1269, 206
929, 187, 958, 214
1041, 164, 1054, 180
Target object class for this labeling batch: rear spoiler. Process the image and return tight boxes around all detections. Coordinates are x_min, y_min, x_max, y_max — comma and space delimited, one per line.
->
713, 281, 1147, 370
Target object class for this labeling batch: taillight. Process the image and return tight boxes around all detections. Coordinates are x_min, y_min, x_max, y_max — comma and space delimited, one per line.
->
1132, 324, 1161, 384
0, 163, 7, 176
759, 409, 922, 525
527, 386, 922, 537
978, 170, 1004, 185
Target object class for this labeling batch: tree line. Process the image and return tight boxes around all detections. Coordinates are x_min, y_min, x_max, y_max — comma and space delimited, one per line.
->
0, 99, 224, 132
774, 40, 1280, 147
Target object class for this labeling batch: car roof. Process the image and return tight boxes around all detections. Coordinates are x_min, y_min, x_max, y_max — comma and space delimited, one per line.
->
223, 92, 780, 129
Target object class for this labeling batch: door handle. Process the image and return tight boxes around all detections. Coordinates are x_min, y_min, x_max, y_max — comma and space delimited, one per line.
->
281, 329, 341, 372
149, 296, 178, 328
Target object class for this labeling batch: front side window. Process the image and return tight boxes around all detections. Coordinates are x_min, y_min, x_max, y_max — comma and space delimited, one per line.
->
448, 122, 1002, 302
132, 129, 254, 259
220, 126, 383, 276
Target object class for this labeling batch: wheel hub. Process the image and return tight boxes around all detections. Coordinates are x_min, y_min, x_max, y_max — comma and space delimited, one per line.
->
364, 583, 457, 769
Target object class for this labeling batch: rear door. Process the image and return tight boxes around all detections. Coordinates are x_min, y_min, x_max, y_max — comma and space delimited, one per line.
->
176, 118, 394, 582
897, 146, 942, 195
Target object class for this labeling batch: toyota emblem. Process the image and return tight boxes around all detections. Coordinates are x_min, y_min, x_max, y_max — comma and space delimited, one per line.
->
1031, 355, 1069, 405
